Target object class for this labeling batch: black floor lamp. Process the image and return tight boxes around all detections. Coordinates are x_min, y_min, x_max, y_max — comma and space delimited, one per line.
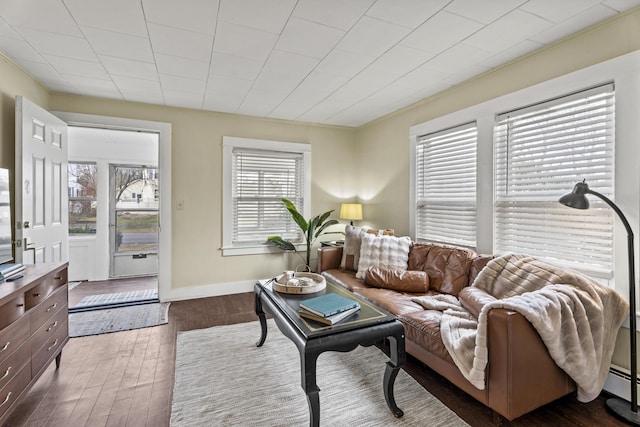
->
559, 180, 639, 424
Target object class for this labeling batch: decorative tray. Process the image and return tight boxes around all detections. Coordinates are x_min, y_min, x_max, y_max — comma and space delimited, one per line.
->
272, 272, 326, 294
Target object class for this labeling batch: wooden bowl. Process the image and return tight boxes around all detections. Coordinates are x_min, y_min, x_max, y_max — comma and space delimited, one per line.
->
272, 272, 326, 294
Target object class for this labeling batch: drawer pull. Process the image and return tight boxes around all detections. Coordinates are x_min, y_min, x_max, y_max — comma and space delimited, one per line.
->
33, 293, 41, 297
47, 339, 58, 352
16, 303, 24, 308
0, 392, 11, 407
0, 367, 11, 381
54, 276, 61, 280
46, 303, 58, 312
0, 342, 10, 353
47, 321, 58, 332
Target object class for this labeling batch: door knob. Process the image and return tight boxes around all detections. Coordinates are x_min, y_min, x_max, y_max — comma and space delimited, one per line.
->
23, 221, 30, 229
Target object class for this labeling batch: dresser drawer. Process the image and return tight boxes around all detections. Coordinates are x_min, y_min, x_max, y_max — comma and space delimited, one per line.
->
0, 294, 26, 331
30, 285, 67, 334
0, 363, 30, 420
0, 315, 29, 366
31, 307, 67, 355
0, 340, 29, 391
25, 269, 67, 310
31, 320, 67, 377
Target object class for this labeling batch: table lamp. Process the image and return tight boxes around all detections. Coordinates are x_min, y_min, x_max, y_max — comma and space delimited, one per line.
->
340, 203, 363, 226
559, 180, 639, 424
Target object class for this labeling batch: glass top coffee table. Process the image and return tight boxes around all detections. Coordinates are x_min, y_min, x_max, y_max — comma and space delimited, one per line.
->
254, 278, 406, 427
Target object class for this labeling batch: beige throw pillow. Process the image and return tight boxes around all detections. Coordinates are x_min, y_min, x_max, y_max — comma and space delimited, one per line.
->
356, 233, 411, 279
340, 225, 366, 271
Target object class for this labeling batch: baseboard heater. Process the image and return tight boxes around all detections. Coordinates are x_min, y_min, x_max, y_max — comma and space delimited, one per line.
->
603, 366, 640, 400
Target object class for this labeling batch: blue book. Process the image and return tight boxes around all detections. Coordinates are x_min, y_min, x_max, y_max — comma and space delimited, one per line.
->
300, 293, 359, 318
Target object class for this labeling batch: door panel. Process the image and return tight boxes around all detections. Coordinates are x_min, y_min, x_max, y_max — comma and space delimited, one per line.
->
15, 96, 69, 265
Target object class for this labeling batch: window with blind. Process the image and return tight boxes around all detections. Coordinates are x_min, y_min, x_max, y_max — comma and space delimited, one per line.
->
494, 83, 615, 277
222, 137, 311, 256
415, 122, 477, 247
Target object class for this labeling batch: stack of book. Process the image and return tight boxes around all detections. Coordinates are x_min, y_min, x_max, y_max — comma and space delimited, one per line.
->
299, 293, 360, 325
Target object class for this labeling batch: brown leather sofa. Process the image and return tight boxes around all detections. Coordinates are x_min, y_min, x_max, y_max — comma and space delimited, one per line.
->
317, 241, 576, 420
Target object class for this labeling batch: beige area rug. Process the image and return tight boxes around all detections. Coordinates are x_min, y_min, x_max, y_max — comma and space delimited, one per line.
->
170, 319, 469, 426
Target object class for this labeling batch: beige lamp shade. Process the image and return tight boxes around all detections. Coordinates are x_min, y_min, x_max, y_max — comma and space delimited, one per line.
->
340, 203, 363, 221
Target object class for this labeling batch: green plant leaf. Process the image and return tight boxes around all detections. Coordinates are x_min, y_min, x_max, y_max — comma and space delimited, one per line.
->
282, 198, 308, 232
266, 236, 296, 251
314, 219, 339, 238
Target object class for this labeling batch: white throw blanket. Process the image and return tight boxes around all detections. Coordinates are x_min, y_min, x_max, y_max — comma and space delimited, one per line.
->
413, 254, 629, 402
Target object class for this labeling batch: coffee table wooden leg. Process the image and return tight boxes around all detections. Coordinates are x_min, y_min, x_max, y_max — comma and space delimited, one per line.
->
301, 351, 321, 427
384, 330, 406, 418
255, 289, 268, 347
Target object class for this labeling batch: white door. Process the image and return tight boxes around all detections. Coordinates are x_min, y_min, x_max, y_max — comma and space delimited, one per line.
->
15, 96, 69, 265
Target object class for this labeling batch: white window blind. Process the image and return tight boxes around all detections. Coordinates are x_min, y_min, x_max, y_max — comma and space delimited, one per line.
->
416, 122, 477, 247
232, 148, 304, 245
494, 83, 615, 277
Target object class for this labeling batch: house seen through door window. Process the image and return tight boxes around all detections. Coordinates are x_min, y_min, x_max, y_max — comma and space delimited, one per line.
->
68, 162, 97, 235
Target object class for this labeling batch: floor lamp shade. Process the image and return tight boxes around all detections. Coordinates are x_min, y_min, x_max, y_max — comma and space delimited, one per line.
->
340, 203, 363, 226
559, 180, 639, 424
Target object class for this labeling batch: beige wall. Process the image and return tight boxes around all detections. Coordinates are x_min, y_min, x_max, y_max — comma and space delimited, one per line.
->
355, 7, 640, 237
49, 93, 357, 293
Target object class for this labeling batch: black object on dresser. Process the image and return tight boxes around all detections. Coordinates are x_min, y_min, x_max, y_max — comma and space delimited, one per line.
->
0, 262, 69, 425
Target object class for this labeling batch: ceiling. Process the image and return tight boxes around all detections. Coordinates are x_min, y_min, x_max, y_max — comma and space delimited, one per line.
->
1, 0, 638, 128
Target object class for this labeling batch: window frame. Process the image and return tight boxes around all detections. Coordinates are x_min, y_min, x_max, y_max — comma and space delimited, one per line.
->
222, 136, 311, 256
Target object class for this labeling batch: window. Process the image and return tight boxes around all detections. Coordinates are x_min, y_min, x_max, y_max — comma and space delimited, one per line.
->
222, 137, 311, 256
415, 123, 477, 247
68, 162, 97, 235
494, 84, 615, 277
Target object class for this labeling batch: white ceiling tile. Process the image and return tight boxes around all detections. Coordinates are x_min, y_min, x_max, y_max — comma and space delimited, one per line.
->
292, 0, 374, 31
336, 16, 411, 57
155, 53, 209, 80
237, 88, 287, 116
275, 17, 344, 59
296, 72, 349, 95
122, 90, 165, 105
99, 56, 159, 81
202, 97, 241, 114
213, 21, 278, 63
82, 26, 154, 63
401, 11, 484, 54
111, 74, 162, 92
268, 101, 316, 120
445, 64, 492, 86
444, 0, 526, 25
253, 50, 319, 93
604, 0, 640, 12
284, 86, 331, 106
479, 40, 543, 69
163, 91, 205, 109
14, 27, 97, 61
38, 76, 75, 93
0, 0, 82, 36
64, 76, 122, 98
16, 60, 66, 84
210, 52, 263, 81
366, 0, 450, 28
204, 75, 252, 112
392, 64, 451, 89
142, 0, 219, 35
64, 0, 147, 37
148, 23, 214, 62
314, 49, 376, 77
528, 4, 618, 44
0, 38, 45, 63
43, 55, 110, 80
520, 0, 602, 24
464, 9, 553, 53
0, 17, 24, 39
218, 0, 297, 34
297, 99, 352, 123
366, 45, 436, 78
160, 74, 206, 95
422, 43, 493, 74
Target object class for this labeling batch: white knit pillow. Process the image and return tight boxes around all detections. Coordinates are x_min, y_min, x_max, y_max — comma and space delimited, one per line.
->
356, 234, 411, 279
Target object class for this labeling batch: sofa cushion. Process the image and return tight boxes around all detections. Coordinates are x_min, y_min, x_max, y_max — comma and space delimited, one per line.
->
364, 267, 429, 293
356, 234, 411, 279
398, 310, 454, 364
458, 287, 497, 319
340, 225, 366, 271
354, 288, 425, 317
408, 242, 477, 296
321, 269, 370, 292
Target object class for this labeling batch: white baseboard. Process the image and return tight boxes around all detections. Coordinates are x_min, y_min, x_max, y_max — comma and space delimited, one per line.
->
604, 366, 640, 400
161, 280, 255, 302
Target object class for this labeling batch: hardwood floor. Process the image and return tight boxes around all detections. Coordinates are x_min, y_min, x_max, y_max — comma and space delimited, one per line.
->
4, 292, 628, 426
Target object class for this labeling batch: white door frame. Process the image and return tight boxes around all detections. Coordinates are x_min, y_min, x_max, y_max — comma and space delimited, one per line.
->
54, 112, 171, 303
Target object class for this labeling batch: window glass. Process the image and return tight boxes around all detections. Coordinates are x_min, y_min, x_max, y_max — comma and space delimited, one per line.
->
68, 162, 97, 235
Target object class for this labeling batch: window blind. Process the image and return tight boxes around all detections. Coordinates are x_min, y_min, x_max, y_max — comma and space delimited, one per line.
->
232, 148, 304, 245
494, 83, 615, 277
416, 122, 477, 247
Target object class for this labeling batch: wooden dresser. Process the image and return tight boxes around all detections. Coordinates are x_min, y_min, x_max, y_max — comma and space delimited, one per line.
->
0, 262, 68, 425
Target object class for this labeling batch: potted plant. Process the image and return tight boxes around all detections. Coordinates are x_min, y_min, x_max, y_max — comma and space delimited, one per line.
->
268, 198, 340, 271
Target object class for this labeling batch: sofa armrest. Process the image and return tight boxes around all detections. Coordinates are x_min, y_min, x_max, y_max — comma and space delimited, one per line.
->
317, 246, 343, 272
486, 308, 575, 420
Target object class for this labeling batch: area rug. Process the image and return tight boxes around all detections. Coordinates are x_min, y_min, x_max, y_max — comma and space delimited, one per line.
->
170, 320, 468, 426
73, 288, 158, 308
68, 302, 170, 337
